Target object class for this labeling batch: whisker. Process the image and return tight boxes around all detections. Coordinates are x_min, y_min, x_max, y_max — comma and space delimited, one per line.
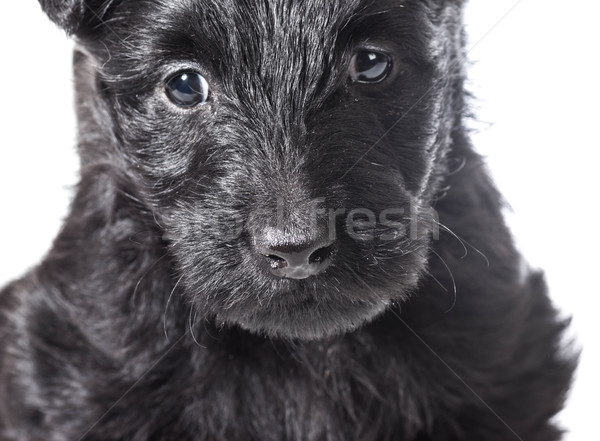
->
188, 303, 206, 348
429, 248, 457, 313
132, 253, 168, 304
433, 219, 490, 268
164, 274, 184, 343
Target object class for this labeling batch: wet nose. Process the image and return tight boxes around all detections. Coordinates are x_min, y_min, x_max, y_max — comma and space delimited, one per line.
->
256, 234, 335, 279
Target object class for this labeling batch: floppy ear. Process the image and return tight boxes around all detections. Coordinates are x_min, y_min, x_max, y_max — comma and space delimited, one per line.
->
38, 0, 113, 35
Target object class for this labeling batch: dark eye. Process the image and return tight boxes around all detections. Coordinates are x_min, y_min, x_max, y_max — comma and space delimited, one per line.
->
165, 72, 209, 108
349, 50, 393, 84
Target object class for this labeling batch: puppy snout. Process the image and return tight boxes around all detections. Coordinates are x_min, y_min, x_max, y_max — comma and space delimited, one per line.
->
255, 230, 335, 279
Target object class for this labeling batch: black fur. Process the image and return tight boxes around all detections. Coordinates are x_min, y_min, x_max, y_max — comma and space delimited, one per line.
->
0, 1, 576, 440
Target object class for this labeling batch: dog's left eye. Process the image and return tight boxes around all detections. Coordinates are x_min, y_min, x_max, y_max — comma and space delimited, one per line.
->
349, 50, 393, 84
165, 72, 209, 108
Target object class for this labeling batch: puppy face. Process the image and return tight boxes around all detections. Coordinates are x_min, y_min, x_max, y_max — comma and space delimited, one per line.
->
49, 0, 464, 339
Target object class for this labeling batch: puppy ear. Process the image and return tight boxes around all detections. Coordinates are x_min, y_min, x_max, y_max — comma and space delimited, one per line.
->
38, 0, 113, 35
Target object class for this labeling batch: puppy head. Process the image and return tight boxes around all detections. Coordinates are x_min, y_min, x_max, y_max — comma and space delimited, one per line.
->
41, 0, 465, 340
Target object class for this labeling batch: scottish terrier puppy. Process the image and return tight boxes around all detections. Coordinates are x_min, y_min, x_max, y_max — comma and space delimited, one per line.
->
0, 0, 576, 440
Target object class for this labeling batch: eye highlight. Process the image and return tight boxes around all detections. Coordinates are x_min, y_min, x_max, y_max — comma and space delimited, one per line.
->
349, 50, 393, 84
165, 72, 209, 108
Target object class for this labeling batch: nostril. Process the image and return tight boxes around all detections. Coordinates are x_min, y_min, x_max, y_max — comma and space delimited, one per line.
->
255, 233, 335, 279
308, 244, 334, 265
265, 254, 288, 269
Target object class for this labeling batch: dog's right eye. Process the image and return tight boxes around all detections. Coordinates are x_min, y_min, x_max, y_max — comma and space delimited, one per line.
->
165, 72, 209, 108
349, 50, 393, 84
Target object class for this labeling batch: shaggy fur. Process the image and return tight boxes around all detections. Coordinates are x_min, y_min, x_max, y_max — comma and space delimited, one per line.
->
0, 0, 576, 440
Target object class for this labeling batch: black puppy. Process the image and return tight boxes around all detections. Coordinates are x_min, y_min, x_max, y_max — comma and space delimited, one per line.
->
0, 1, 576, 440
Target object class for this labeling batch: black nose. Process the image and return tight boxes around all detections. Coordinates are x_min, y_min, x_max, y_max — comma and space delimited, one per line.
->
257, 236, 335, 279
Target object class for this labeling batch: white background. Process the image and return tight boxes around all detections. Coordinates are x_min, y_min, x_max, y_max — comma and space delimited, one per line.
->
0, 1, 598, 439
